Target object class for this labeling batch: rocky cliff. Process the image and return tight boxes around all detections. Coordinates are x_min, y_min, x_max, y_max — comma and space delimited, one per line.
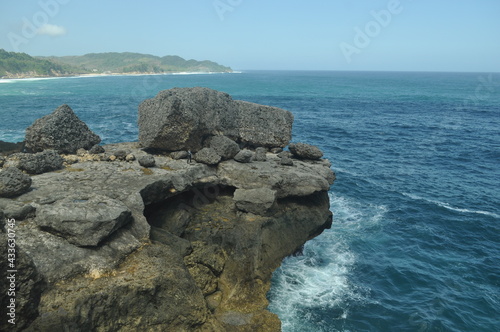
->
0, 88, 335, 331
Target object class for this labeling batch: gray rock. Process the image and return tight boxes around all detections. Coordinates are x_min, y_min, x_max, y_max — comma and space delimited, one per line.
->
35, 194, 133, 247
271, 147, 283, 154
233, 99, 293, 148
89, 144, 105, 154
0, 156, 5, 167
138, 87, 293, 151
103, 153, 116, 162
252, 147, 267, 162
17, 150, 64, 174
234, 149, 254, 163
28, 244, 208, 332
0, 140, 24, 155
0, 198, 35, 220
233, 188, 276, 215
0, 233, 45, 331
194, 147, 221, 165
170, 150, 189, 160
277, 150, 292, 159
280, 157, 294, 166
289, 142, 323, 160
25, 104, 101, 154
217, 158, 334, 198
14, 152, 154, 283
4, 141, 335, 331
114, 150, 128, 161
184, 242, 226, 296
150, 227, 192, 257
0, 167, 32, 197
138, 155, 156, 168
208, 136, 240, 160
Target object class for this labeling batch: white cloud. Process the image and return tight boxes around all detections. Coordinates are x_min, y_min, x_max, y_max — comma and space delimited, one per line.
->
37, 24, 67, 36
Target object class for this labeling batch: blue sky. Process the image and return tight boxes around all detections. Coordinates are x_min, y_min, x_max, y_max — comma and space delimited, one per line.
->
1, 0, 499, 72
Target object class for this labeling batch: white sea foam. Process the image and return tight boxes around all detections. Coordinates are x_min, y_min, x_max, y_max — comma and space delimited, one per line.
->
402, 192, 499, 218
0, 76, 69, 84
0, 71, 240, 84
268, 192, 382, 331
269, 239, 358, 331
170, 71, 233, 75
436, 202, 499, 218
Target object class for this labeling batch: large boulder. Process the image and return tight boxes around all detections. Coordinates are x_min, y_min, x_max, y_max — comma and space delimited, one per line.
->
208, 136, 240, 160
234, 149, 254, 163
170, 150, 189, 160
0, 167, 32, 197
35, 194, 133, 247
25, 104, 101, 154
138, 87, 293, 151
89, 144, 105, 154
138, 155, 156, 168
253, 147, 267, 162
289, 142, 324, 160
194, 147, 221, 165
17, 150, 64, 174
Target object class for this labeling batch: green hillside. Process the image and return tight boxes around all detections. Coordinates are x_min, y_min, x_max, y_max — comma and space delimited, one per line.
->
0, 49, 80, 78
41, 52, 232, 74
0, 50, 232, 78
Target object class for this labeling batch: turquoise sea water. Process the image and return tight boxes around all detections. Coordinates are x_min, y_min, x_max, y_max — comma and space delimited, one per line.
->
1, 71, 499, 331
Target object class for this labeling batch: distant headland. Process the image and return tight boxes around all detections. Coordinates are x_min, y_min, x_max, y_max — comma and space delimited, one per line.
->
0, 49, 233, 79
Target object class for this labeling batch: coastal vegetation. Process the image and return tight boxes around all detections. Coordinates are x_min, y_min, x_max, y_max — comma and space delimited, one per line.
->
0, 49, 232, 78
41, 52, 232, 74
0, 49, 77, 78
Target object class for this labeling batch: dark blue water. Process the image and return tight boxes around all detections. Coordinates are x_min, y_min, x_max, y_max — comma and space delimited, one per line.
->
1, 71, 499, 331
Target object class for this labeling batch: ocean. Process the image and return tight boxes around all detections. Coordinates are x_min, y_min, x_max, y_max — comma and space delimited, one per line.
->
1, 71, 499, 331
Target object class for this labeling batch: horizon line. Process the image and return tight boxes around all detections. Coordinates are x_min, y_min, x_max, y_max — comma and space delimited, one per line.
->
236, 69, 500, 74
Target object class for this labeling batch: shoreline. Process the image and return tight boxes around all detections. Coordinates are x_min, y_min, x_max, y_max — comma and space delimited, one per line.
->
0, 70, 240, 82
